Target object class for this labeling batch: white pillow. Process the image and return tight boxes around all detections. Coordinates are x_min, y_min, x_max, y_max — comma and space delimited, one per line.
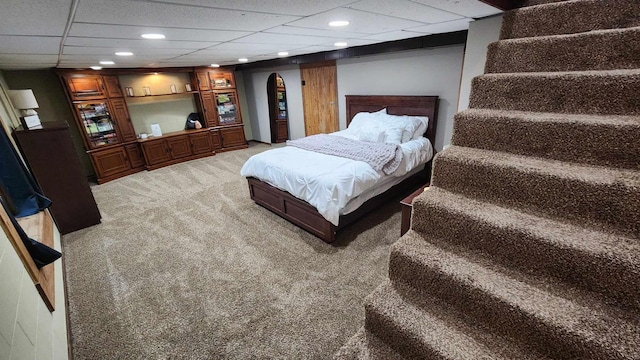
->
357, 126, 385, 143
377, 114, 424, 143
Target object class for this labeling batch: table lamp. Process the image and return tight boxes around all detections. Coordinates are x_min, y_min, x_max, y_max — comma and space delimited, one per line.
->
8, 89, 42, 129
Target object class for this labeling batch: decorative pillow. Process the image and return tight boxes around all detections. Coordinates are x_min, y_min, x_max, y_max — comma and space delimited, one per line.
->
382, 127, 404, 144
357, 126, 385, 143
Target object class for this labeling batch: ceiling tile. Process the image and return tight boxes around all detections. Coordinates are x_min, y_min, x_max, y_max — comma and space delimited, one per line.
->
146, 0, 356, 16
65, 37, 219, 50
362, 30, 430, 41
0, 0, 72, 36
232, 33, 339, 46
347, 0, 463, 23
0, 36, 61, 54
0, 54, 59, 64
412, 0, 502, 18
285, 8, 427, 34
63, 46, 190, 56
75, 0, 300, 31
408, 18, 473, 33
68, 23, 251, 42
264, 26, 368, 39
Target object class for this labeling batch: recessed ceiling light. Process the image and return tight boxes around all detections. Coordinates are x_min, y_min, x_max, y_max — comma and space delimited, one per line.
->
141, 33, 166, 39
99, 60, 115, 65
90, 66, 103, 70
329, 20, 349, 27
210, 64, 220, 67
277, 51, 289, 57
334, 41, 348, 47
238, 58, 248, 62
115, 51, 134, 56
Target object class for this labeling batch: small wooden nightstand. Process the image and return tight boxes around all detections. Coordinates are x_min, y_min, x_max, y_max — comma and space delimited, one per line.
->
400, 184, 429, 236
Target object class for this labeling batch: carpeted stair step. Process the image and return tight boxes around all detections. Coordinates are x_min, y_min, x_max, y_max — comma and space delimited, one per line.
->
469, 69, 640, 115
500, 0, 640, 40
451, 109, 640, 169
363, 280, 546, 360
388, 231, 640, 359
430, 146, 640, 236
333, 327, 404, 360
410, 187, 640, 310
486, 27, 640, 73
521, 0, 570, 6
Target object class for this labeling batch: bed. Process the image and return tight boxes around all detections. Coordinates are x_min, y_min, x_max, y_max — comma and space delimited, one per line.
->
242, 95, 438, 243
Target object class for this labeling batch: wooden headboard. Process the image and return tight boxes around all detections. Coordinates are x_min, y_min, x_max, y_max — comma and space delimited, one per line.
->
345, 95, 439, 147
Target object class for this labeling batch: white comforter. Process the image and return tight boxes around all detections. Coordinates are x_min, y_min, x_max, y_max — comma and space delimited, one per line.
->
240, 137, 433, 225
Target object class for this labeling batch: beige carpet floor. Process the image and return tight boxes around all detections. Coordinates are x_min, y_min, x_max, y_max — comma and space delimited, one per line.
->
62, 142, 406, 360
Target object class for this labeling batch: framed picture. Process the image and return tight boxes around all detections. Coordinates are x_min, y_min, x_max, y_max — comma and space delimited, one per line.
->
125, 87, 134, 97
170, 84, 177, 94
143, 86, 151, 96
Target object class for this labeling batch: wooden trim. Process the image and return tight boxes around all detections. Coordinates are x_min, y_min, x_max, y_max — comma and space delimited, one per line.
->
1, 208, 57, 311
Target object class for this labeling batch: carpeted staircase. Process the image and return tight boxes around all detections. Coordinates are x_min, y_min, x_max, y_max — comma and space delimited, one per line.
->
335, 0, 640, 358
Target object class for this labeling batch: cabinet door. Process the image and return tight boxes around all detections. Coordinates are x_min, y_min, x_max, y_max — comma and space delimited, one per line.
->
200, 91, 218, 127
214, 90, 241, 125
90, 146, 131, 179
103, 75, 123, 98
141, 139, 171, 166
189, 132, 213, 155
210, 129, 222, 150
74, 100, 120, 148
64, 75, 106, 100
109, 98, 136, 142
195, 71, 210, 91
210, 71, 235, 89
124, 143, 145, 168
220, 126, 246, 148
276, 120, 288, 142
167, 135, 191, 159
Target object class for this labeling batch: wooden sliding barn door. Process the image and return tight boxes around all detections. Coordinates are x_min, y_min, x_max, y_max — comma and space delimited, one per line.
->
300, 61, 339, 136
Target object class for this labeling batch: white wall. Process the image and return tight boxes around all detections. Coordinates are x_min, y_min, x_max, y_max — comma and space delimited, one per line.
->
457, 15, 503, 111
241, 44, 464, 150
0, 228, 69, 360
337, 45, 464, 151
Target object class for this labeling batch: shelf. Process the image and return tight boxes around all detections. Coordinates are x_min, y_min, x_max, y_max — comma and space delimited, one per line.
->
126, 91, 198, 98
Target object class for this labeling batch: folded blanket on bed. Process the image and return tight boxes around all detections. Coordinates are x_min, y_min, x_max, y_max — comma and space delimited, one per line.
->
287, 134, 403, 175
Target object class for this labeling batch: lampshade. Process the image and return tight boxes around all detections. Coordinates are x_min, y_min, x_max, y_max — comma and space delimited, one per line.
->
9, 89, 39, 110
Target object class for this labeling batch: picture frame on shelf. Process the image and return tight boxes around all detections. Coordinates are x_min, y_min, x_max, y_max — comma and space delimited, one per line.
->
143, 86, 151, 96
170, 84, 177, 94
125, 87, 134, 97
185, 83, 192, 92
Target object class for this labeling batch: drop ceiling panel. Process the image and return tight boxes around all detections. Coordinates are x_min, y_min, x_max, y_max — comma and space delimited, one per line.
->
232, 33, 339, 46
0, 36, 61, 54
0, 54, 59, 64
285, 8, 427, 34
413, 0, 502, 17
347, 0, 463, 23
75, 0, 300, 31
0, 0, 72, 36
63, 46, 189, 56
362, 30, 431, 41
408, 18, 473, 33
263, 26, 368, 39
65, 37, 219, 50
69, 23, 252, 42
149, 0, 357, 16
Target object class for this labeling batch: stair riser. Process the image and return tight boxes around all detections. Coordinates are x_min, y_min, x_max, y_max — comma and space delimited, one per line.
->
451, 113, 640, 169
411, 201, 640, 310
501, 0, 640, 39
522, 0, 569, 6
486, 28, 640, 73
388, 251, 612, 359
364, 308, 443, 360
469, 72, 640, 115
430, 154, 640, 236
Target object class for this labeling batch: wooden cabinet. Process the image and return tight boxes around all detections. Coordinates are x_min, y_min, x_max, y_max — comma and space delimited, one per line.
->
214, 90, 241, 126
124, 143, 145, 169
109, 98, 136, 142
194, 71, 210, 91
141, 139, 172, 166
64, 74, 106, 100
220, 125, 246, 149
199, 91, 218, 127
103, 75, 123, 98
13, 122, 101, 234
189, 131, 213, 155
210, 71, 235, 89
210, 129, 222, 150
141, 134, 198, 169
167, 135, 191, 159
268, 73, 289, 143
90, 146, 132, 182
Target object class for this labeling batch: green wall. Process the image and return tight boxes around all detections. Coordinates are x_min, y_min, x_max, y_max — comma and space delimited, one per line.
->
2, 69, 95, 178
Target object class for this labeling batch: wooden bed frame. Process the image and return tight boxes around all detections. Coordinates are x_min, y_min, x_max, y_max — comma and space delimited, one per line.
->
246, 95, 439, 243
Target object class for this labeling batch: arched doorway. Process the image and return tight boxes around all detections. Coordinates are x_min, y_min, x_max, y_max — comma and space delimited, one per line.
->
267, 73, 288, 143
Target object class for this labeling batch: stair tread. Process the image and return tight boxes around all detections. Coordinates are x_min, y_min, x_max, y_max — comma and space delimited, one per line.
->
392, 231, 640, 358
333, 327, 404, 360
459, 108, 640, 126
439, 145, 640, 186
494, 26, 640, 45
478, 68, 640, 78
413, 186, 640, 266
366, 280, 546, 360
